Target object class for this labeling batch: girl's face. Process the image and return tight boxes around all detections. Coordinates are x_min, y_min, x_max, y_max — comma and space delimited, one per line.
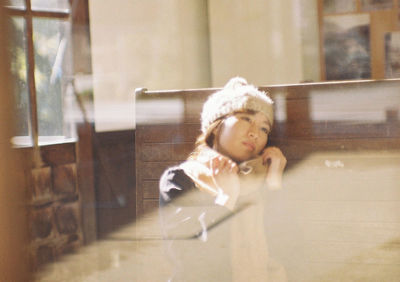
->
213, 111, 271, 163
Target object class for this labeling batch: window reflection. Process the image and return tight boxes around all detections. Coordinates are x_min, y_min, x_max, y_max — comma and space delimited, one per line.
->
9, 16, 30, 138
33, 18, 71, 137
31, 0, 70, 12
7, 0, 25, 8
31, 79, 400, 281
323, 0, 356, 13
310, 84, 400, 122
323, 14, 371, 80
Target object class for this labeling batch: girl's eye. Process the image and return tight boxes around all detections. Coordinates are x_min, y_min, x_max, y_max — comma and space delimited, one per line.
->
240, 116, 251, 122
261, 127, 269, 134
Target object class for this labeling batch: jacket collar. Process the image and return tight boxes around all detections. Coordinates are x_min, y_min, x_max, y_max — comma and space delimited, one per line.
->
193, 146, 265, 176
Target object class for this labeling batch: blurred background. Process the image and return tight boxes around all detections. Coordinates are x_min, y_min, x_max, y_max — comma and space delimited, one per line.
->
2, 0, 400, 281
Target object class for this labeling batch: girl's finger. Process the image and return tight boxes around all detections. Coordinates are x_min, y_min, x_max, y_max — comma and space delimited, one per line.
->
222, 158, 235, 173
227, 159, 238, 173
211, 157, 219, 174
218, 157, 228, 172
230, 162, 238, 173
262, 151, 272, 165
262, 157, 268, 166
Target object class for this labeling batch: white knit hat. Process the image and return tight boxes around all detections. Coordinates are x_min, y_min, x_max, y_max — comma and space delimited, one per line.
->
201, 77, 274, 133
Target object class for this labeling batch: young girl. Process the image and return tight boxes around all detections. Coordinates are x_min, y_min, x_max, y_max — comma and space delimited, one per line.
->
159, 77, 288, 281
160, 76, 286, 214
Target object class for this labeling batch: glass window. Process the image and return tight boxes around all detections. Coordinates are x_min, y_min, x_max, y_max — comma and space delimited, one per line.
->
31, 0, 70, 12
361, 0, 393, 11
33, 18, 71, 137
7, 1, 74, 146
323, 0, 356, 14
7, 0, 26, 9
9, 17, 30, 137
323, 14, 371, 80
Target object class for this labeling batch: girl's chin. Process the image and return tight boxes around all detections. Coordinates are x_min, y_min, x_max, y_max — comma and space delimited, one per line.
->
229, 153, 253, 163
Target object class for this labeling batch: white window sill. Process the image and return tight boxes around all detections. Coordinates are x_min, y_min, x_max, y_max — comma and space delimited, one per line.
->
11, 136, 77, 148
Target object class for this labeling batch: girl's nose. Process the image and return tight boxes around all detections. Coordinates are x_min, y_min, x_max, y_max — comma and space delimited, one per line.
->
248, 127, 258, 139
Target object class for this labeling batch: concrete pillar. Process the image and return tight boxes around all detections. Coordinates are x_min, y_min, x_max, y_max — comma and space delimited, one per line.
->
208, 0, 304, 86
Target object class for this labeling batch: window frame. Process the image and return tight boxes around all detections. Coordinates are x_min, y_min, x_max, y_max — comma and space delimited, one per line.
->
318, 0, 400, 81
6, 0, 72, 148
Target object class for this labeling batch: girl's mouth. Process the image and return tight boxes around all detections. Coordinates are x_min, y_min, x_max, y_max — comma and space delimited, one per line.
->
242, 141, 255, 151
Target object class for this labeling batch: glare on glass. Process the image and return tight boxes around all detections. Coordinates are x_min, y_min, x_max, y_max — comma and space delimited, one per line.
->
31, 0, 70, 11
8, 0, 26, 8
33, 18, 71, 137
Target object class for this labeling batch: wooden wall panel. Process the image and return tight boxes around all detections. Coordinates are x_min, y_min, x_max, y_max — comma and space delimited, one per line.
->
140, 143, 194, 162
23, 121, 97, 269
142, 180, 160, 199
54, 202, 81, 236
52, 164, 77, 195
76, 123, 97, 244
143, 199, 159, 215
31, 167, 52, 201
40, 143, 76, 166
28, 143, 85, 270
30, 206, 55, 241
136, 123, 200, 144
94, 130, 136, 239
270, 137, 400, 161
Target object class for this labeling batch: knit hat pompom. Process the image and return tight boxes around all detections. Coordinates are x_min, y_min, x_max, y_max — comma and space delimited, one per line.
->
224, 76, 248, 89
201, 77, 274, 133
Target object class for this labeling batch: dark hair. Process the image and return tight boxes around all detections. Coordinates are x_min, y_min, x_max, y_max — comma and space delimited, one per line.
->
188, 118, 224, 160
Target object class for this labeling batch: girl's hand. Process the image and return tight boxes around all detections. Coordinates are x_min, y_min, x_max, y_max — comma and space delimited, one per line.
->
210, 156, 240, 210
261, 147, 287, 189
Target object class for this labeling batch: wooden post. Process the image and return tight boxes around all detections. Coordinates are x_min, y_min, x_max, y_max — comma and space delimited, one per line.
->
0, 0, 32, 280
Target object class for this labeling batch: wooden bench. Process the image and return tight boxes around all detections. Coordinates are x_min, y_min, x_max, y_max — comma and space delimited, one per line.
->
135, 79, 400, 218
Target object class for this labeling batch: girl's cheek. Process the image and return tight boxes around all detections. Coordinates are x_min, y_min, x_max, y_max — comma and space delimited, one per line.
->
224, 116, 239, 127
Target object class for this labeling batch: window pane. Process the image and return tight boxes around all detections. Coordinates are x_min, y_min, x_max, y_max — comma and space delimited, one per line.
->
33, 18, 71, 136
323, 0, 356, 13
9, 16, 30, 138
31, 0, 70, 11
384, 31, 400, 78
361, 0, 393, 11
8, 0, 26, 8
323, 14, 371, 80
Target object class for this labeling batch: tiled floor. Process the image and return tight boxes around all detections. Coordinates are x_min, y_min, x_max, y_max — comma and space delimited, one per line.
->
36, 151, 400, 281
